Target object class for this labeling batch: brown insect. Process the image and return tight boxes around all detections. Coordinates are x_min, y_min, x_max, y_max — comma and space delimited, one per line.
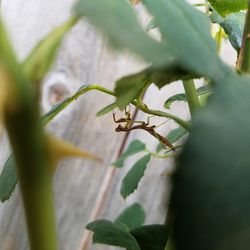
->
113, 110, 175, 151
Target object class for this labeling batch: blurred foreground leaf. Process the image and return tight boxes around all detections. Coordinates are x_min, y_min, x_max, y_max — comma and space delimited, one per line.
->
210, 10, 245, 51
172, 74, 250, 249
74, 0, 176, 67
22, 17, 78, 85
115, 67, 197, 109
142, 0, 227, 82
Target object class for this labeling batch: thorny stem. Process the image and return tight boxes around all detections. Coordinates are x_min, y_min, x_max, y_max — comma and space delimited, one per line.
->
237, 0, 250, 72
0, 18, 57, 250
182, 80, 200, 117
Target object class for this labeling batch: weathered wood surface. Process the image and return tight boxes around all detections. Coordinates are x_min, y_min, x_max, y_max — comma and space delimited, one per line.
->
0, 1, 235, 250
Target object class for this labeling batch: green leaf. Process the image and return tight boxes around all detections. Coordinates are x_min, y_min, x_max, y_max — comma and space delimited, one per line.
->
115, 71, 150, 110
0, 156, 17, 202
142, 0, 227, 82
164, 94, 187, 109
208, 0, 248, 16
86, 220, 140, 250
156, 127, 188, 153
96, 102, 117, 117
112, 140, 146, 168
115, 67, 197, 109
130, 225, 169, 250
22, 17, 78, 84
210, 10, 245, 51
164, 85, 212, 109
115, 203, 146, 231
42, 84, 90, 125
121, 154, 151, 199
74, 0, 176, 68
172, 74, 250, 249
167, 127, 188, 144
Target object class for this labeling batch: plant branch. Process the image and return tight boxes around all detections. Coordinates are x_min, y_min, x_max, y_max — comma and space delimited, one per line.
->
135, 101, 190, 130
44, 84, 190, 130
237, 0, 250, 72
182, 80, 200, 117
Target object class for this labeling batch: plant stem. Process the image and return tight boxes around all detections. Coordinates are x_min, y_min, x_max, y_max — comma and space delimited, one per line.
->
1, 18, 57, 249
5, 101, 58, 250
216, 26, 223, 54
44, 84, 190, 130
182, 80, 200, 117
237, 0, 250, 72
135, 101, 190, 130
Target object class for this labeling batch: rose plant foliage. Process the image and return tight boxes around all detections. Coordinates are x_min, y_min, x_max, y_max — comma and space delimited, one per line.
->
1, 0, 250, 249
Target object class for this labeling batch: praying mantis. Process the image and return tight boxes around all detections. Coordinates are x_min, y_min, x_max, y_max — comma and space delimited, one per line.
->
113, 107, 175, 151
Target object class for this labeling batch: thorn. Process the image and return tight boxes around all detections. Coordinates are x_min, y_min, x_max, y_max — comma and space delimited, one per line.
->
47, 135, 102, 173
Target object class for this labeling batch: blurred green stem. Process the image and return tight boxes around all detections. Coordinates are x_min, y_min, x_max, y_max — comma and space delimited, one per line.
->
216, 26, 223, 54
1, 18, 58, 250
237, 0, 250, 72
5, 100, 58, 250
182, 80, 200, 117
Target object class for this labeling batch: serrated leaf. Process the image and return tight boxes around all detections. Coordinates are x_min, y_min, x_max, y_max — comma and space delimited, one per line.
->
167, 127, 188, 144
208, 0, 248, 16
164, 85, 212, 109
0, 156, 17, 202
74, 0, 176, 68
42, 84, 90, 125
115, 67, 197, 109
156, 127, 188, 153
22, 17, 78, 85
96, 102, 117, 117
115, 203, 145, 231
210, 10, 245, 51
142, 0, 227, 82
172, 74, 250, 249
121, 154, 151, 199
86, 220, 140, 250
113, 140, 146, 168
130, 225, 169, 250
